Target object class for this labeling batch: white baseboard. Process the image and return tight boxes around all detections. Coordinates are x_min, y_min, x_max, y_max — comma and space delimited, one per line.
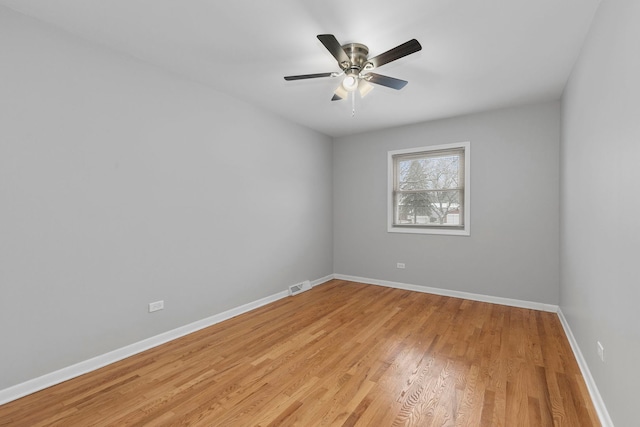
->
310, 274, 334, 288
557, 309, 614, 427
333, 274, 559, 312
0, 276, 333, 406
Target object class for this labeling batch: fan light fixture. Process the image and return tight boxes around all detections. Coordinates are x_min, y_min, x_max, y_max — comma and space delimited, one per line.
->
342, 74, 358, 92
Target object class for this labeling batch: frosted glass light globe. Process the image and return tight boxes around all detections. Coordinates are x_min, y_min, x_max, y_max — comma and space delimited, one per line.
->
342, 75, 358, 92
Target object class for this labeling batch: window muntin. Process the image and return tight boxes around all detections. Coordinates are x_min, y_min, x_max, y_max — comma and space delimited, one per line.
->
388, 142, 470, 235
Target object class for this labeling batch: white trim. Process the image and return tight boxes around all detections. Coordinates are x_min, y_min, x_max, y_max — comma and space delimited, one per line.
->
310, 274, 334, 288
557, 309, 614, 427
387, 141, 471, 236
0, 277, 334, 406
333, 274, 558, 312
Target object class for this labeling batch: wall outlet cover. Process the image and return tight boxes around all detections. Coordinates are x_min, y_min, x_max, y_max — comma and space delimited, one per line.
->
149, 301, 164, 312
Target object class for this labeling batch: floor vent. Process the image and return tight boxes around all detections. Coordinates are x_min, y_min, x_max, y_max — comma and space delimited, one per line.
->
289, 280, 312, 296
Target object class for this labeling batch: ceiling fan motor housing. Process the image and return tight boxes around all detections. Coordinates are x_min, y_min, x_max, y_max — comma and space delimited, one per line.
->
341, 43, 370, 73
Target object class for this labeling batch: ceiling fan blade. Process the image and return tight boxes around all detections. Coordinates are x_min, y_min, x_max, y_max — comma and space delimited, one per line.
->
317, 34, 350, 67
366, 73, 408, 90
358, 80, 374, 98
332, 85, 348, 101
368, 39, 422, 69
284, 72, 334, 81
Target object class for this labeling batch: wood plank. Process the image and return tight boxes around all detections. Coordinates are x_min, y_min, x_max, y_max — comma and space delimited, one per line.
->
0, 280, 600, 426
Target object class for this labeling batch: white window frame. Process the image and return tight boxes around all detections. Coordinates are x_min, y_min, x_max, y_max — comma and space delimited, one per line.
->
387, 141, 470, 236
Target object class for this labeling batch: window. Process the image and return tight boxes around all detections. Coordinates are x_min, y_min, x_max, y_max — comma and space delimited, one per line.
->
388, 142, 470, 235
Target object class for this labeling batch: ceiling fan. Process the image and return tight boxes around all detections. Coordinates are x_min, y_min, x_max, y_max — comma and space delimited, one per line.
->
284, 34, 422, 101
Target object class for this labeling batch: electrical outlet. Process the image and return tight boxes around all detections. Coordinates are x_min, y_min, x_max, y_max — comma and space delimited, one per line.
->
149, 300, 164, 313
597, 341, 604, 362
397, 262, 405, 269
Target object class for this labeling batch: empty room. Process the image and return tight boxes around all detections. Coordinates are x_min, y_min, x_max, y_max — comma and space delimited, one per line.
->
0, 0, 637, 426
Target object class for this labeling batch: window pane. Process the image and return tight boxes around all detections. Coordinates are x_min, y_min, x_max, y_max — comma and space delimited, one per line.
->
395, 190, 462, 226
397, 152, 461, 192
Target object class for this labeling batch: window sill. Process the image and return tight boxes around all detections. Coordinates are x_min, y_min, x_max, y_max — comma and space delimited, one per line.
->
387, 225, 470, 236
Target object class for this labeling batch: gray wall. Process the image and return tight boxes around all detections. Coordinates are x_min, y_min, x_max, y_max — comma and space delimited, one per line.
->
333, 102, 561, 304
0, 7, 333, 389
561, 0, 640, 425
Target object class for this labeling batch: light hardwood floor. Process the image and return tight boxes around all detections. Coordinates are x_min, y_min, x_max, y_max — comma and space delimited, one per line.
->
0, 280, 599, 426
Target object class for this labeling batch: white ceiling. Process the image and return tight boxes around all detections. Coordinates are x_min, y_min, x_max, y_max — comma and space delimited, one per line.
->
1, 0, 601, 137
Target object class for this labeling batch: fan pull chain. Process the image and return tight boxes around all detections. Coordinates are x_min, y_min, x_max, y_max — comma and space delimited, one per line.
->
351, 92, 356, 117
